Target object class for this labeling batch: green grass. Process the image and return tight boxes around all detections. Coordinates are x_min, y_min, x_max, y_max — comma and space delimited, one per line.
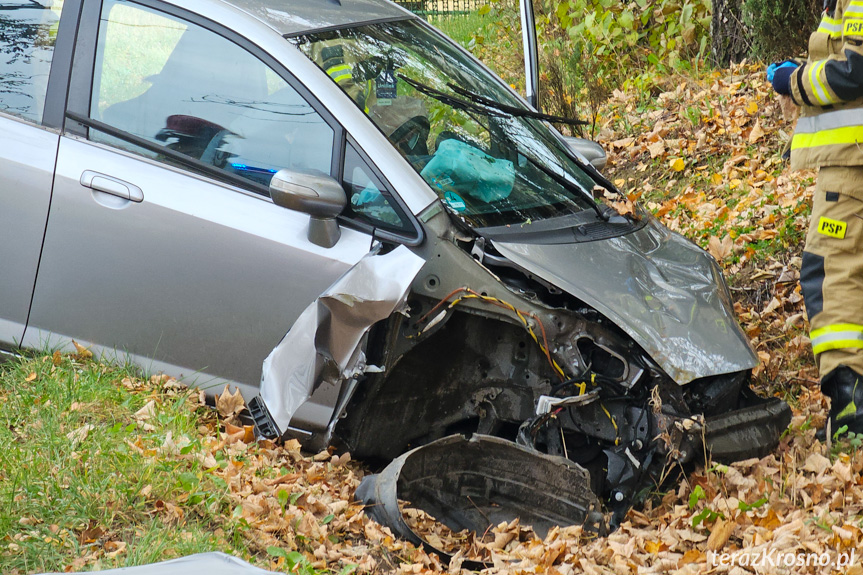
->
0, 352, 250, 573
426, 12, 490, 47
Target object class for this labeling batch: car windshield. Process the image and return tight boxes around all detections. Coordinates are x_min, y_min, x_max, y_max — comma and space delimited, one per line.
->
291, 20, 599, 229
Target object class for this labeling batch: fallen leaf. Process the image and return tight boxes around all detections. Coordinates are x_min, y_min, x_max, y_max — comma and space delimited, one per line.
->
706, 517, 734, 550
66, 424, 94, 444
77, 521, 104, 544
648, 140, 665, 158
748, 119, 765, 143
104, 540, 127, 558
224, 422, 254, 444
216, 385, 246, 420
72, 340, 93, 360
708, 234, 733, 261
134, 400, 157, 421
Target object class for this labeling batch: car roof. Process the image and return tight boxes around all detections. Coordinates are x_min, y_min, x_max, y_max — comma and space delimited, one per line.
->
220, 0, 415, 36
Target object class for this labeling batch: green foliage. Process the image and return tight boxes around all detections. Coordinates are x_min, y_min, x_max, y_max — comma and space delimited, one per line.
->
691, 507, 725, 527
738, 495, 768, 511
743, 0, 819, 62
830, 425, 863, 458
474, 0, 712, 132
689, 484, 707, 509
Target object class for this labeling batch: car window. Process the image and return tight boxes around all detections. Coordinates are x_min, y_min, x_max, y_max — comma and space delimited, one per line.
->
89, 0, 334, 189
0, 0, 64, 123
343, 143, 411, 233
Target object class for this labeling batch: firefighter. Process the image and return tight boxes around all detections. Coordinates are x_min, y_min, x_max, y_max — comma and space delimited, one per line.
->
767, 0, 863, 435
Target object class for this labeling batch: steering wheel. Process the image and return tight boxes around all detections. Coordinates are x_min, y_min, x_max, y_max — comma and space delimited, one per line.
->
389, 115, 430, 157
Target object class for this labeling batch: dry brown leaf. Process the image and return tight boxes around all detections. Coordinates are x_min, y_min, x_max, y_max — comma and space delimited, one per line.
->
648, 140, 665, 158
706, 517, 735, 551
134, 400, 156, 421
748, 119, 765, 143
216, 385, 246, 419
708, 234, 733, 261
72, 340, 93, 359
223, 422, 254, 444
104, 540, 127, 558
803, 453, 831, 475
66, 424, 94, 443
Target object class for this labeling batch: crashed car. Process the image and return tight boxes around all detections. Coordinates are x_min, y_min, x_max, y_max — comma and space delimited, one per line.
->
1, 0, 789, 544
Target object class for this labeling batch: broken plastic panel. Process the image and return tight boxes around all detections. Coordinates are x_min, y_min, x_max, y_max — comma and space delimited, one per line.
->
258, 245, 425, 438
357, 434, 606, 568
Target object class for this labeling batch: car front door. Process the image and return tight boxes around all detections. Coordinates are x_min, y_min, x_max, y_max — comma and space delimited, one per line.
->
24, 0, 372, 395
0, 0, 75, 346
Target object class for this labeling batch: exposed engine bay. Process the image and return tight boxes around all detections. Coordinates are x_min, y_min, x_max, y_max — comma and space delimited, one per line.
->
252, 205, 791, 551
338, 234, 790, 529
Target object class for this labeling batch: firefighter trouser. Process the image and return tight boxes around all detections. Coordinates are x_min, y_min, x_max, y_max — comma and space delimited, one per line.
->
801, 166, 863, 377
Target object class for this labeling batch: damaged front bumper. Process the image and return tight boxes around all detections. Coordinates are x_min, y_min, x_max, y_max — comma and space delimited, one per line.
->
251, 208, 792, 543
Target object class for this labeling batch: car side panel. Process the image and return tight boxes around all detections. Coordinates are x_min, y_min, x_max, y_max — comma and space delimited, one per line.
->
0, 116, 58, 345
24, 135, 371, 388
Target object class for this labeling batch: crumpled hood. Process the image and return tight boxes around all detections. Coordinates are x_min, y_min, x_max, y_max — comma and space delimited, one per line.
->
492, 216, 759, 384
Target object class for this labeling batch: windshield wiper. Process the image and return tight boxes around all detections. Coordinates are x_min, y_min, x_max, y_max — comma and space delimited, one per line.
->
447, 83, 588, 127
398, 74, 508, 118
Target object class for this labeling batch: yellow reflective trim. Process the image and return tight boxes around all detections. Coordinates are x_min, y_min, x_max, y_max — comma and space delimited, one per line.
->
818, 25, 843, 37
330, 72, 352, 83
813, 338, 863, 354
845, 18, 863, 35
818, 15, 844, 36
327, 64, 351, 74
791, 125, 863, 149
810, 60, 832, 105
811, 323, 863, 338
818, 216, 848, 238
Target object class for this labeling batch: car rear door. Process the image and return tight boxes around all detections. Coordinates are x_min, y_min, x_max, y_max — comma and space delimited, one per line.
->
0, 0, 78, 346
24, 0, 372, 395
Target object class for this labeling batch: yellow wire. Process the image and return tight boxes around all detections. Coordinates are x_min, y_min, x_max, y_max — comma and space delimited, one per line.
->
438, 292, 619, 439
454, 294, 567, 379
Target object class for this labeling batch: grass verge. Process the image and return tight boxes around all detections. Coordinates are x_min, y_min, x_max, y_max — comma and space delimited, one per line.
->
0, 351, 242, 573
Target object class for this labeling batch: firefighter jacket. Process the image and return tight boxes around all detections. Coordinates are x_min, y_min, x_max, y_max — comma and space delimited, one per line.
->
789, 0, 863, 170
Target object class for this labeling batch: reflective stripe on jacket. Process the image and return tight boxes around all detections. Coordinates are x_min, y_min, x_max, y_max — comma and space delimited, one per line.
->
789, 0, 863, 169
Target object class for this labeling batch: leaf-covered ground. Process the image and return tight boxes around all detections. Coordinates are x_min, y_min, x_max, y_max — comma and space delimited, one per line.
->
4, 63, 863, 575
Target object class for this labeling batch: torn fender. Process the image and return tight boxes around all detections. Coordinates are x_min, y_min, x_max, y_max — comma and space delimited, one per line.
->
259, 245, 425, 436
356, 434, 606, 567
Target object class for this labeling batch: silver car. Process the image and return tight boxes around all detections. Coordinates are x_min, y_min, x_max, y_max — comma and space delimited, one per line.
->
1, 0, 788, 530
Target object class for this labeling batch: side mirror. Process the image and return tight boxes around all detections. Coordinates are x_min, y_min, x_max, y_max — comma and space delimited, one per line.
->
562, 136, 607, 171
270, 170, 347, 248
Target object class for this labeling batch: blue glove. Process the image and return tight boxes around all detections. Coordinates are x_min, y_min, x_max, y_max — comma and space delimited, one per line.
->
767, 61, 799, 95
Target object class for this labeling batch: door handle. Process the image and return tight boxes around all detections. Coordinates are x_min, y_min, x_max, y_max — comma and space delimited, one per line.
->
80, 171, 144, 202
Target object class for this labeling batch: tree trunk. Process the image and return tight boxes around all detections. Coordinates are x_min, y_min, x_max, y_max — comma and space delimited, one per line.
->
711, 0, 750, 66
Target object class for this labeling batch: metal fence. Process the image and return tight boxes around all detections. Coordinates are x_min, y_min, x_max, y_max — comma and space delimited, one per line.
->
393, 0, 482, 15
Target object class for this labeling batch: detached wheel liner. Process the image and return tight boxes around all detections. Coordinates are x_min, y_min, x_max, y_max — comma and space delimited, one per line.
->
356, 434, 606, 567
